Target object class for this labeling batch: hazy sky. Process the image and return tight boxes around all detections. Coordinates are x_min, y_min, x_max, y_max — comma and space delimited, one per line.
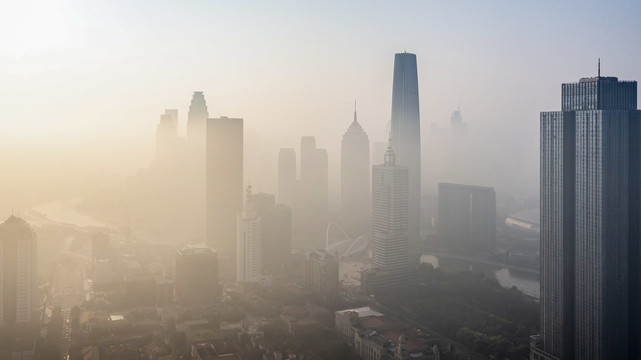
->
1, 0, 640, 205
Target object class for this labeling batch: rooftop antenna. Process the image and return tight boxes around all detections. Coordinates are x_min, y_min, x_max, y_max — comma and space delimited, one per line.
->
598, 58, 601, 77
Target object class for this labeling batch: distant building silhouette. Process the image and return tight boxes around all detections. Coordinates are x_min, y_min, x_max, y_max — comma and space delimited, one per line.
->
532, 73, 641, 360
277, 148, 297, 207
437, 183, 495, 252
341, 108, 370, 236
390, 52, 421, 259
206, 116, 243, 279
187, 91, 209, 148
175, 248, 220, 307
278, 137, 328, 246
237, 185, 262, 283
252, 192, 292, 274
0, 216, 37, 326
449, 108, 467, 138
155, 109, 179, 164
306, 249, 339, 300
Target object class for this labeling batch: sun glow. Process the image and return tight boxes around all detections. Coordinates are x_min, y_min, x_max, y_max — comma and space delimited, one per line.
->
0, 0, 69, 57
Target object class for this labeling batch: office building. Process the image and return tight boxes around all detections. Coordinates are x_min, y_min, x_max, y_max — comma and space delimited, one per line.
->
277, 148, 297, 207
362, 143, 412, 293
155, 109, 179, 164
390, 52, 422, 258
0, 216, 37, 325
437, 183, 495, 251
341, 108, 370, 236
206, 116, 243, 278
450, 108, 467, 138
306, 249, 339, 300
175, 248, 220, 307
252, 192, 292, 274
533, 72, 641, 360
237, 186, 262, 283
187, 91, 209, 148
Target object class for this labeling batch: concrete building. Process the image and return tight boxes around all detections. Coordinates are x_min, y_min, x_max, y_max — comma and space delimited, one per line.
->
390, 52, 422, 259
363, 142, 413, 293
534, 71, 641, 360
449, 108, 467, 138
437, 183, 496, 252
252, 192, 291, 274
277, 148, 297, 207
237, 186, 262, 283
155, 109, 179, 164
206, 116, 243, 278
341, 108, 370, 236
306, 249, 339, 299
0, 216, 37, 325
175, 248, 219, 307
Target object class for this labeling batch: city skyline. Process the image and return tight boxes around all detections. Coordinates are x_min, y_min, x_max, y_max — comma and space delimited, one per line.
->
3, 2, 641, 215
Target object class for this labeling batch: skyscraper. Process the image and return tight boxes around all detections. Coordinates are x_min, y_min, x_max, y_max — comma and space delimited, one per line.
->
438, 183, 495, 252
293, 136, 328, 244
155, 109, 179, 164
341, 108, 370, 236
252, 192, 292, 274
237, 186, 262, 283
278, 148, 297, 207
370, 143, 409, 272
390, 52, 421, 259
449, 108, 467, 138
0, 216, 37, 326
533, 72, 640, 360
187, 91, 209, 147
306, 249, 339, 300
175, 248, 219, 307
206, 116, 243, 278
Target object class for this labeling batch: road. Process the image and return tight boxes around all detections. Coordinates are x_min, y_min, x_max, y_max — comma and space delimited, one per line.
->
50, 253, 88, 360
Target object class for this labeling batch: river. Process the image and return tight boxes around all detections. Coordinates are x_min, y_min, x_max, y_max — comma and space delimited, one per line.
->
421, 254, 540, 299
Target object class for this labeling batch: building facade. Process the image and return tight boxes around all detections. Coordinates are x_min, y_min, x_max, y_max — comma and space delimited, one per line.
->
341, 109, 370, 236
252, 192, 292, 274
206, 116, 243, 278
306, 249, 339, 299
535, 74, 641, 360
437, 183, 496, 251
0, 216, 37, 326
237, 186, 262, 283
175, 248, 219, 307
390, 52, 421, 258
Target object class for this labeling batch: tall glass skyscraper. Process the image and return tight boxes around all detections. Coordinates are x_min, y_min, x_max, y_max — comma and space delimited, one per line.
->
534, 74, 640, 360
390, 52, 421, 259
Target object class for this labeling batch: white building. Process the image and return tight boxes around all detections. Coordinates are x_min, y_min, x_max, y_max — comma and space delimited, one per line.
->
237, 186, 262, 283
0, 216, 38, 325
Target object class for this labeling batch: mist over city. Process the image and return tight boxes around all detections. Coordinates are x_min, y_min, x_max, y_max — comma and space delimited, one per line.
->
0, 1, 640, 360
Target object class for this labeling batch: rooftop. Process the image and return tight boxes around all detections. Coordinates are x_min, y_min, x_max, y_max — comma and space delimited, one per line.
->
336, 306, 384, 318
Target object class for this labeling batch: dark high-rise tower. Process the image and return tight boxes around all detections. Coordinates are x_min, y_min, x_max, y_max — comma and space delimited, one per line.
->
533, 73, 640, 360
341, 108, 370, 236
390, 52, 421, 259
206, 116, 243, 279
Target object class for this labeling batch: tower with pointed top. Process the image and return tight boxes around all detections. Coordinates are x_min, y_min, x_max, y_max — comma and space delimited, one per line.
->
390, 52, 421, 260
341, 106, 370, 236
237, 185, 262, 283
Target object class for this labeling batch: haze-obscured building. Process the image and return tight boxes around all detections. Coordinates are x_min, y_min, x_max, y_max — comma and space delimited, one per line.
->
175, 248, 220, 307
306, 249, 339, 300
237, 186, 262, 283
437, 183, 496, 252
252, 192, 291, 274
206, 116, 243, 279
341, 108, 370, 236
0, 216, 37, 326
